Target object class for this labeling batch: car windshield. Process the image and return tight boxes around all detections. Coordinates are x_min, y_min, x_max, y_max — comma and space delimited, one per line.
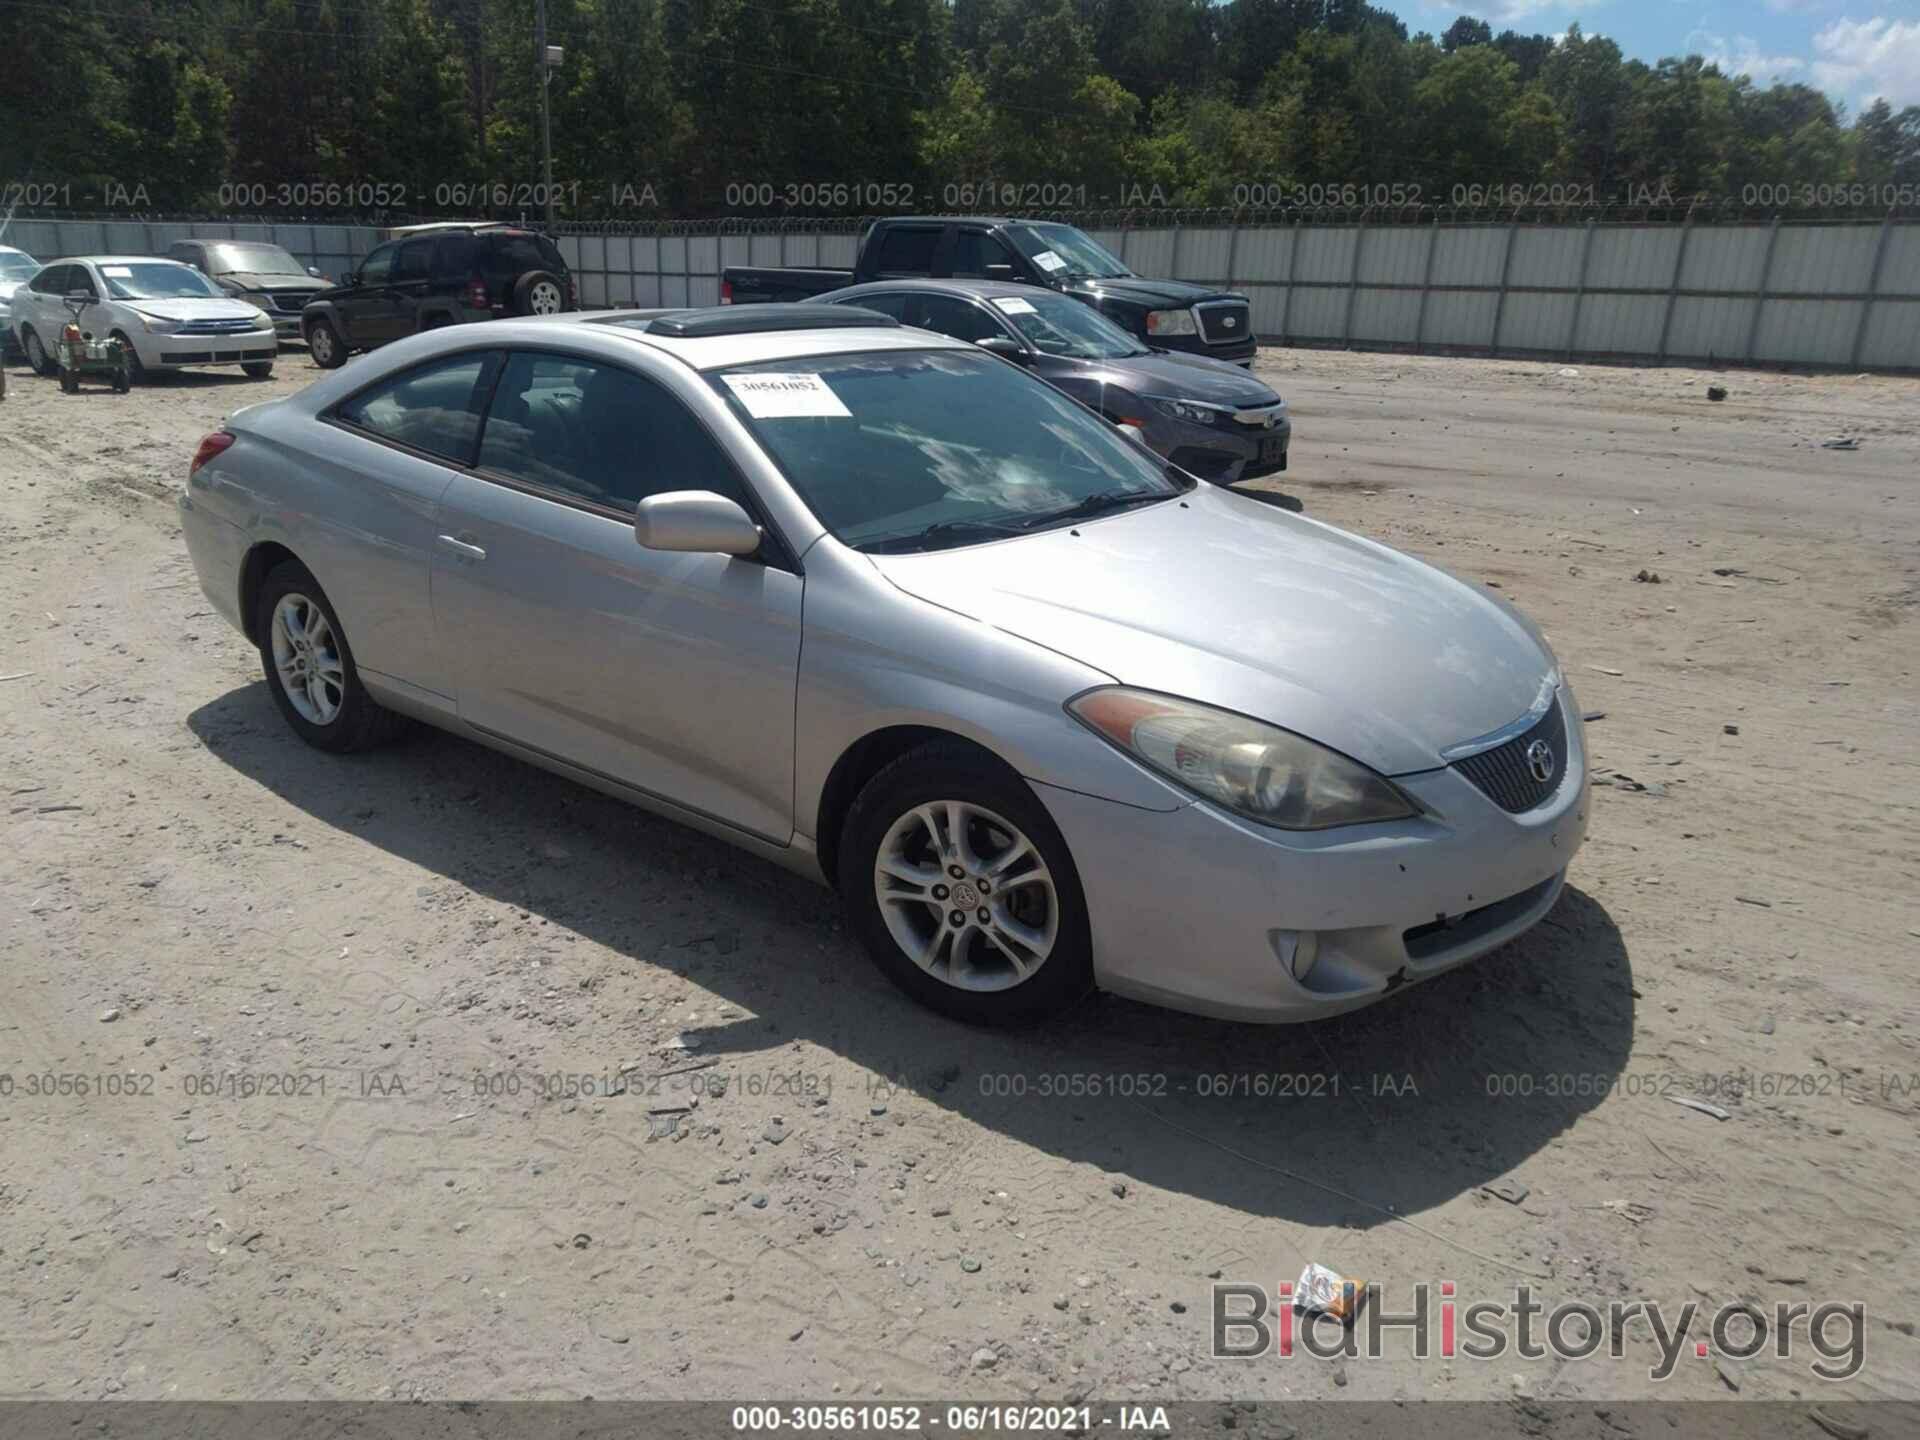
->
0, 252, 39, 280
207, 242, 306, 276
711, 348, 1183, 552
1006, 223, 1131, 280
98, 263, 224, 300
990, 291, 1148, 359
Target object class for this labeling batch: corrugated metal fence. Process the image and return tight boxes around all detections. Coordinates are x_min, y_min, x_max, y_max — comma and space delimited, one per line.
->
8, 213, 1917, 370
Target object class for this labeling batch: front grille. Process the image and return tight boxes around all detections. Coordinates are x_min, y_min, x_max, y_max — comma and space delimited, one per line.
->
1451, 698, 1568, 813
267, 292, 310, 313
1196, 300, 1251, 345
178, 319, 256, 336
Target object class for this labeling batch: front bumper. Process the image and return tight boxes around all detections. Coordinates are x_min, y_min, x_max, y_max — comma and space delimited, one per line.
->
137, 328, 279, 369
1036, 698, 1588, 1022
1155, 412, 1292, 484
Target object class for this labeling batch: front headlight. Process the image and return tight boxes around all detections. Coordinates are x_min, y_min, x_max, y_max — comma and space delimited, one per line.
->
1148, 395, 1222, 426
138, 314, 182, 334
1144, 307, 1197, 337
1069, 688, 1419, 830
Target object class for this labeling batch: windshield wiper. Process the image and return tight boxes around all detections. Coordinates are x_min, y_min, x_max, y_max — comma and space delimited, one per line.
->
857, 518, 1027, 554
1018, 489, 1170, 529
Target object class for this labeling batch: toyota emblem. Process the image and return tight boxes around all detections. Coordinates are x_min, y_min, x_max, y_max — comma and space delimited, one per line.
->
1526, 738, 1557, 784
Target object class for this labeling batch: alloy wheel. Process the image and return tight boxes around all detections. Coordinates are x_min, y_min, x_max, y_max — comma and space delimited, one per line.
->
270, 592, 346, 725
530, 280, 563, 315
873, 800, 1058, 991
308, 324, 336, 365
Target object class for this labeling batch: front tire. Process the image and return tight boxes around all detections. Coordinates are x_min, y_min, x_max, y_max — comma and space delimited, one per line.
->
110, 333, 145, 385
243, 361, 274, 379
839, 741, 1094, 1026
23, 329, 55, 377
254, 560, 406, 753
306, 317, 347, 368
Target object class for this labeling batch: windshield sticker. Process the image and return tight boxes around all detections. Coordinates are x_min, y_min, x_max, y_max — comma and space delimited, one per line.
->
992, 296, 1037, 315
723, 372, 852, 419
1031, 250, 1066, 273
101, 265, 133, 277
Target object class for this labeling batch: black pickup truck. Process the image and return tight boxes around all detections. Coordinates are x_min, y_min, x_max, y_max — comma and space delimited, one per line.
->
722, 216, 1257, 365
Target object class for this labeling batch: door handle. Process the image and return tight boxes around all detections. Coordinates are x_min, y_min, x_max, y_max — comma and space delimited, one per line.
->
436, 533, 487, 562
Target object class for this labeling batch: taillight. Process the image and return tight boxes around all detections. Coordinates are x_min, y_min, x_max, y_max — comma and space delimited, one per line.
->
466, 276, 489, 309
190, 431, 235, 478
720, 278, 733, 305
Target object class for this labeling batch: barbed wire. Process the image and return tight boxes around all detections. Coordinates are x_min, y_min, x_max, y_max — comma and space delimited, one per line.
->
9, 199, 1919, 235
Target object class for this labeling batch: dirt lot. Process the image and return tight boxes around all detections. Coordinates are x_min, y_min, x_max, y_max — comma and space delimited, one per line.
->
1, 341, 1916, 1414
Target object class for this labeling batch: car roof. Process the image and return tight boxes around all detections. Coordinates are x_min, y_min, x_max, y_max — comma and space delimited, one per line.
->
58, 255, 194, 266
823, 278, 1057, 304
381, 221, 539, 237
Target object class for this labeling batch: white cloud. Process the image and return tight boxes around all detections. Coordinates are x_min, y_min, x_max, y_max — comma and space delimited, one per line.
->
1687, 28, 1806, 84
1764, 0, 1832, 14
1810, 17, 1920, 106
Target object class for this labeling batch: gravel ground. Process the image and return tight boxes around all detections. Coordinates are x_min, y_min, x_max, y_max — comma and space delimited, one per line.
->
1, 342, 1916, 1411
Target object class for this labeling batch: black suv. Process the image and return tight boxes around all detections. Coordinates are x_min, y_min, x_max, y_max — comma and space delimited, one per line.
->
301, 223, 574, 368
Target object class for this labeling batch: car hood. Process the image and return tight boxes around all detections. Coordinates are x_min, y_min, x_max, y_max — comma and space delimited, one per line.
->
1055, 350, 1280, 406
0, 279, 24, 305
1060, 276, 1240, 310
219, 271, 325, 292
123, 296, 266, 322
865, 485, 1554, 776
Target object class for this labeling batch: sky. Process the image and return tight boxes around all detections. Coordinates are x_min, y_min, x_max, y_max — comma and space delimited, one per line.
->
1407, 0, 1920, 112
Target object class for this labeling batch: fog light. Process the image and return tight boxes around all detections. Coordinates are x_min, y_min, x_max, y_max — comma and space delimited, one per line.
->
1270, 929, 1320, 982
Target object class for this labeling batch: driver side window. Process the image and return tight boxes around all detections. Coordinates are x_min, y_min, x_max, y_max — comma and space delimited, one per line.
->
358, 244, 398, 285
477, 352, 750, 516
912, 296, 1011, 345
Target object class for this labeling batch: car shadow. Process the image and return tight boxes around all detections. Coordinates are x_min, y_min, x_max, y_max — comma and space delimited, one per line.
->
1227, 481, 1304, 512
187, 683, 1634, 1230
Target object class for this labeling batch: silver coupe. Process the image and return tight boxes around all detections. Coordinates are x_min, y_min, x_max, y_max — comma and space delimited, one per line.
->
179, 304, 1587, 1025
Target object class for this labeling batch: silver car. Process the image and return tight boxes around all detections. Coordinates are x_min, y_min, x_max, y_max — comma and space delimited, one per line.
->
179, 304, 1587, 1026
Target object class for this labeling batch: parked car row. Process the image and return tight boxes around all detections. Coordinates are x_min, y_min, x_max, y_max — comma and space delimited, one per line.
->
179, 302, 1586, 1027
2, 222, 576, 385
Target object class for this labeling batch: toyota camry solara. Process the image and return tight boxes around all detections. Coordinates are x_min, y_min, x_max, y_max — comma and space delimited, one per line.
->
179, 303, 1587, 1026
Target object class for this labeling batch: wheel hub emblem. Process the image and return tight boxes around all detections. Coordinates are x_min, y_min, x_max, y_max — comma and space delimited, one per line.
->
1526, 739, 1557, 784
951, 881, 981, 909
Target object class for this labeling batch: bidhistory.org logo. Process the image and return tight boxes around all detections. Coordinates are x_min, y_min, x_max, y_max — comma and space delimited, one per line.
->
1212, 1280, 1865, 1382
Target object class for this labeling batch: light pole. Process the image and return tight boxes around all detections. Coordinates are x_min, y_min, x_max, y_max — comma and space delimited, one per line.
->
535, 0, 561, 223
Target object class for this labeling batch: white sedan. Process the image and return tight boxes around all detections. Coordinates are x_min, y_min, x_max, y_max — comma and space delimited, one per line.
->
10, 256, 278, 383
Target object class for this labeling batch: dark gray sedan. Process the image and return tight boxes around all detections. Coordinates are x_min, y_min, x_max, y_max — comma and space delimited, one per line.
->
816, 279, 1291, 484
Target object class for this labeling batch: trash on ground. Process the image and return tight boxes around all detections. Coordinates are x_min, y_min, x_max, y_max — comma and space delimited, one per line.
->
1821, 437, 1860, 450
1706, 386, 1727, 402
1587, 664, 1624, 676
1484, 1180, 1530, 1205
1735, 895, 1773, 908
1582, 710, 1606, 723
1670, 1096, 1731, 1121
1724, 724, 1739, 735
1634, 569, 1661, 583
1293, 1263, 1367, 1324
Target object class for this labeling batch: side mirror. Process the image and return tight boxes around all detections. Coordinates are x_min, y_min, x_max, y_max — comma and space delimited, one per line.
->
634, 490, 761, 556
66, 289, 93, 304
308, 266, 324, 279
975, 335, 1029, 364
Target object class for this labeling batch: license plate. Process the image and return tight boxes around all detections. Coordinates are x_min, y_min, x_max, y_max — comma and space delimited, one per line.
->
1258, 436, 1285, 463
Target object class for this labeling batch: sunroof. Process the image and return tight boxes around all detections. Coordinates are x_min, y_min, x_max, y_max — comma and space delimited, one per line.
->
605, 304, 899, 338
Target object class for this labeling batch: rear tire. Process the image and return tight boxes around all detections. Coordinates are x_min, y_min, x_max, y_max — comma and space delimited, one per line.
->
306, 317, 347, 369
254, 560, 407, 753
838, 741, 1094, 1026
